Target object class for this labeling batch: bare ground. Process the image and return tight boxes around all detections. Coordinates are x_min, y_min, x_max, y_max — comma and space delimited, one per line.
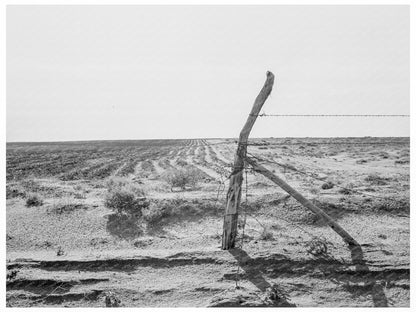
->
6, 137, 410, 307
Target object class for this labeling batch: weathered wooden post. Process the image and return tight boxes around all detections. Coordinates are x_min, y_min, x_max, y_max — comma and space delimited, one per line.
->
245, 157, 359, 246
222, 71, 275, 249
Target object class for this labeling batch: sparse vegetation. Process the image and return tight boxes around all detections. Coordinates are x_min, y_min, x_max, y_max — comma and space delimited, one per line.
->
105, 190, 149, 217
395, 159, 409, 165
310, 187, 320, 195
6, 138, 410, 307
105, 177, 145, 195
56, 246, 65, 256
163, 167, 202, 190
321, 181, 334, 190
6, 184, 25, 199
25, 193, 43, 207
7, 269, 19, 282
305, 237, 330, 257
259, 226, 274, 241
49, 199, 88, 214
143, 197, 217, 227
365, 174, 390, 185
339, 188, 352, 195
373, 197, 410, 214
104, 177, 148, 217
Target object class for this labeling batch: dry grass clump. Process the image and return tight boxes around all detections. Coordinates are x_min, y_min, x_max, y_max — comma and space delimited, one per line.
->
105, 177, 145, 195
305, 237, 332, 257
142, 203, 172, 227
373, 197, 410, 214
356, 159, 368, 164
378, 152, 390, 159
338, 188, 353, 195
105, 192, 149, 217
395, 159, 409, 165
25, 193, 43, 207
7, 269, 19, 282
259, 226, 274, 241
143, 198, 217, 227
309, 187, 320, 195
51, 202, 88, 214
104, 177, 148, 217
365, 174, 390, 185
163, 167, 202, 190
90, 237, 110, 247
321, 181, 334, 190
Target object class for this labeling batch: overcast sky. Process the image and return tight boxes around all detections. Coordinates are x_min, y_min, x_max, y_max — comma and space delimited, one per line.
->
7, 5, 409, 142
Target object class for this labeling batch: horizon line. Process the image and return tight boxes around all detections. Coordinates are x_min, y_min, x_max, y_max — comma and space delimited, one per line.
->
6, 135, 410, 144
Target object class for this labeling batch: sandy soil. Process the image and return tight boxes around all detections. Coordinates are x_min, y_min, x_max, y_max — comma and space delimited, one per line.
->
6, 137, 410, 307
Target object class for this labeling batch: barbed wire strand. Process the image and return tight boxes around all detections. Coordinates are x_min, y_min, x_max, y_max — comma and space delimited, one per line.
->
246, 152, 390, 199
250, 113, 410, 117
234, 167, 249, 289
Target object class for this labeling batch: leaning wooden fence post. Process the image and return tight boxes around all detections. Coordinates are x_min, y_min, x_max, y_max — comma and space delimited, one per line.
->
222, 71, 275, 250
245, 157, 359, 246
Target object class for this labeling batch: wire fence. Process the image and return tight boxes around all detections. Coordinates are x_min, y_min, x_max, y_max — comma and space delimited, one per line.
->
250, 113, 410, 117
210, 110, 408, 268
245, 152, 390, 199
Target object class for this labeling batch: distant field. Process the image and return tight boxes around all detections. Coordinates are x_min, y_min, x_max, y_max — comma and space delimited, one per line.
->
6, 137, 410, 307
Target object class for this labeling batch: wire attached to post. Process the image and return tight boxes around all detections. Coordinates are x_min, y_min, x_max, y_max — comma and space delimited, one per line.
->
234, 165, 249, 289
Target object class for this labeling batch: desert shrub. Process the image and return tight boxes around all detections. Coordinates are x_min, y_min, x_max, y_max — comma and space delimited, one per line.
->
321, 181, 334, 190
142, 197, 186, 226
305, 237, 331, 256
105, 191, 149, 217
25, 193, 43, 207
104, 177, 148, 216
105, 177, 145, 196
163, 167, 202, 190
259, 226, 274, 241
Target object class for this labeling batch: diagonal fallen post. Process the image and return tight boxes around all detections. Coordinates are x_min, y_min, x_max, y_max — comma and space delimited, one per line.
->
222, 71, 275, 250
245, 156, 359, 246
